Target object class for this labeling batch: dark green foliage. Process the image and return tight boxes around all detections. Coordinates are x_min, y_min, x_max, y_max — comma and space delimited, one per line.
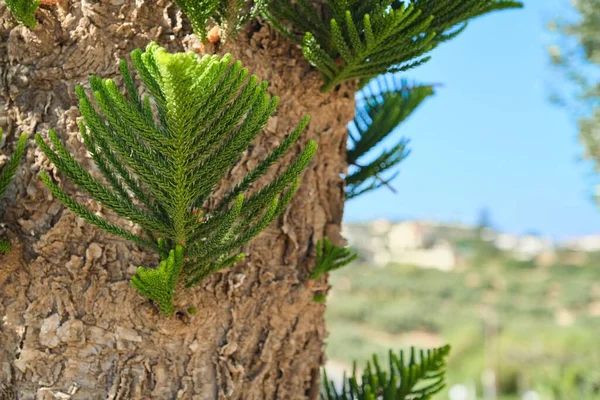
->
0, 241, 10, 254
3, 0, 39, 28
36, 42, 316, 314
313, 292, 327, 303
265, 0, 522, 91
322, 345, 451, 400
346, 77, 434, 199
0, 129, 27, 202
0, 128, 27, 255
174, 0, 217, 39
310, 237, 358, 280
175, 0, 269, 41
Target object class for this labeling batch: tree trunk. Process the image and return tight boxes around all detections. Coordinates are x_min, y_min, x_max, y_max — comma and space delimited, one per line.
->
0, 1, 354, 398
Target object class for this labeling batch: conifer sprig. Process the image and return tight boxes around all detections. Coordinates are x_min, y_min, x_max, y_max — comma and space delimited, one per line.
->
0, 128, 27, 255
322, 345, 451, 400
0, 128, 27, 201
3, 0, 39, 28
131, 243, 184, 316
346, 77, 434, 199
265, 0, 522, 91
36, 43, 316, 313
175, 0, 269, 41
310, 237, 358, 280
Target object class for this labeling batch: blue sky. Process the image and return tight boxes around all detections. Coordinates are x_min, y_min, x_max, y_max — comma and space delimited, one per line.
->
344, 0, 600, 241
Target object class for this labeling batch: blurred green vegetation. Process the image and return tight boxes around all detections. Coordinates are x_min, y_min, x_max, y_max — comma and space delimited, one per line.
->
325, 237, 600, 399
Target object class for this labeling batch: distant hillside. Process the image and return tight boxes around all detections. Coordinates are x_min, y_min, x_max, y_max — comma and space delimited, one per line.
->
326, 223, 600, 399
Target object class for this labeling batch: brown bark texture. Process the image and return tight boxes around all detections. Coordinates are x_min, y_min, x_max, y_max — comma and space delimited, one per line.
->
0, 1, 354, 399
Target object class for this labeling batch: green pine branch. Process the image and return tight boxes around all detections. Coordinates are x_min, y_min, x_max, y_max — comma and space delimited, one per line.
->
2, 0, 39, 28
36, 42, 316, 314
0, 128, 27, 255
0, 128, 27, 201
0, 240, 10, 255
310, 237, 357, 303
346, 77, 434, 199
310, 237, 357, 280
175, 0, 269, 42
131, 243, 184, 316
265, 0, 522, 91
322, 345, 451, 400
312, 292, 327, 303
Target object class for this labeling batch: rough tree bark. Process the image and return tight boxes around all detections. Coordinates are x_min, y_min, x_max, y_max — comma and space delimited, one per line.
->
0, 1, 354, 399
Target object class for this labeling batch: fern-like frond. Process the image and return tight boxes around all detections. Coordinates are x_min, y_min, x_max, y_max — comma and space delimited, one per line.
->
0, 128, 27, 255
36, 42, 316, 314
310, 237, 357, 280
322, 345, 451, 400
175, 0, 269, 41
131, 244, 184, 316
346, 77, 434, 199
266, 0, 522, 91
0, 128, 27, 201
2, 0, 39, 28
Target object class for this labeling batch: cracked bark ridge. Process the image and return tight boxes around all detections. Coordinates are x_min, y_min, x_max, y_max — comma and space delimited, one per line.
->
0, 1, 354, 399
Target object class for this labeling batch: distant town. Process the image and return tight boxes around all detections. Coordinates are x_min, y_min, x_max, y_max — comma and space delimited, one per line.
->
342, 219, 600, 271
